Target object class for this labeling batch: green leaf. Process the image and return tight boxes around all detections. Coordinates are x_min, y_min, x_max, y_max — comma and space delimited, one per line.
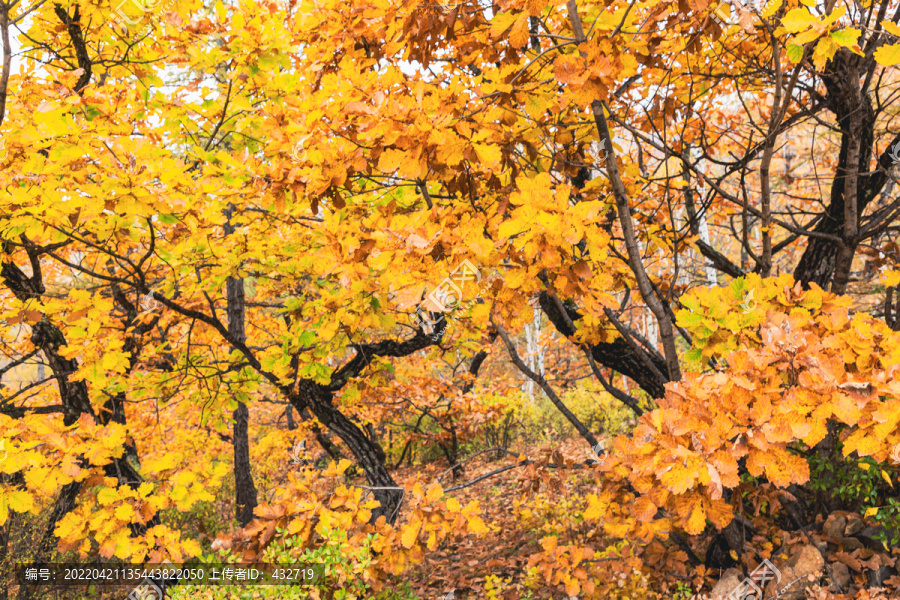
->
830, 28, 860, 47
685, 348, 704, 364
786, 43, 805, 63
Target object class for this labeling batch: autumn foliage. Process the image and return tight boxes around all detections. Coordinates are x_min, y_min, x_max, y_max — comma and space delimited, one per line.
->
4, 0, 900, 598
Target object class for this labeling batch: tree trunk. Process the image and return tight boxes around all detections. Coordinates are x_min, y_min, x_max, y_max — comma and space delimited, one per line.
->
226, 266, 258, 527
291, 382, 403, 525
1, 254, 158, 579
793, 50, 875, 290
539, 291, 669, 398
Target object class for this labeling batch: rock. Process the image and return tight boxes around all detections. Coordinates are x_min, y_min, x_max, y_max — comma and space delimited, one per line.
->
844, 514, 864, 537
764, 565, 806, 600
765, 545, 825, 600
823, 514, 847, 542
789, 544, 825, 576
709, 568, 744, 600
867, 564, 896, 588
842, 537, 864, 552
829, 561, 851, 592
855, 526, 892, 551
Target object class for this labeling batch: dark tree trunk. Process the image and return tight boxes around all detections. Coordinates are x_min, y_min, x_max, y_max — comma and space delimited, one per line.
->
224, 206, 259, 527
291, 382, 403, 525
539, 291, 668, 398
297, 407, 343, 461
1, 253, 158, 575
793, 50, 876, 290
232, 399, 257, 525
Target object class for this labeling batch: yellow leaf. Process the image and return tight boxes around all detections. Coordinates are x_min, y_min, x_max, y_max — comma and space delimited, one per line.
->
474, 144, 502, 169
8, 490, 34, 513
142, 453, 178, 474
707, 498, 735, 529
812, 36, 839, 70
844, 429, 881, 457
659, 463, 697, 494
583, 494, 604, 520
489, 11, 518, 38
467, 515, 488, 534
97, 488, 119, 506
882, 20, 900, 38
554, 54, 588, 85
634, 496, 657, 522
685, 496, 707, 535
761, 0, 783, 18
874, 43, 900, 66
864, 506, 878, 518
509, 14, 530, 49
882, 470, 893, 487
115, 504, 135, 521
400, 521, 421, 549
781, 8, 818, 33
425, 484, 443, 503
882, 270, 900, 288
377, 149, 406, 173
830, 28, 860, 48
526, 0, 543, 16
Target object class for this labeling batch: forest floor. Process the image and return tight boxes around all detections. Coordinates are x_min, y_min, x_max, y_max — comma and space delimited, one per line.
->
380, 435, 900, 600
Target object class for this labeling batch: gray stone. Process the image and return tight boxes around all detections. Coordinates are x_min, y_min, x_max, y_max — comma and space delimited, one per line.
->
854, 526, 892, 551
829, 561, 851, 592
841, 537, 864, 552
709, 568, 744, 600
822, 514, 847, 542
844, 515, 864, 537
789, 544, 825, 577
765, 545, 825, 600
866, 564, 896, 588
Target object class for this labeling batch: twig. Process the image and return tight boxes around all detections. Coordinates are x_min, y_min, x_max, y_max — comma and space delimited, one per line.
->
436, 447, 519, 482
491, 314, 599, 449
